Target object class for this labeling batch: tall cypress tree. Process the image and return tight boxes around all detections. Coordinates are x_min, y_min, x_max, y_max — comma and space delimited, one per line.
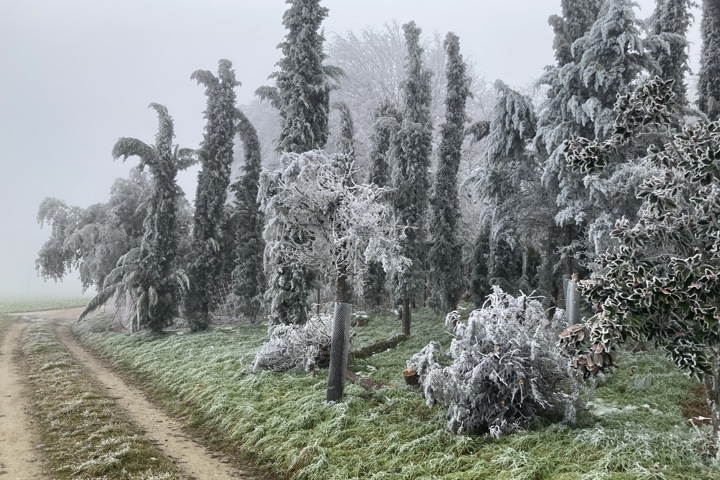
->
259, 0, 334, 152
81, 104, 194, 332
256, 0, 335, 324
185, 59, 239, 331
428, 32, 469, 313
537, 0, 648, 277
698, 0, 720, 120
548, 0, 604, 66
475, 81, 539, 299
363, 101, 401, 309
649, 0, 693, 106
231, 108, 266, 322
392, 21, 433, 335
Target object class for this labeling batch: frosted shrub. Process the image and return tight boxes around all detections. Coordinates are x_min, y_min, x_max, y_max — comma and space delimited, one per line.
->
407, 287, 579, 437
253, 314, 333, 372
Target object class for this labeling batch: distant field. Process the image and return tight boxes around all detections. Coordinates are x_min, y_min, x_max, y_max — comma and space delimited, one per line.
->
0, 296, 88, 314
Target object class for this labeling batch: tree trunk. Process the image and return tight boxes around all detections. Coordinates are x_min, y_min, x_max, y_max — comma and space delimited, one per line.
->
336, 270, 351, 305
703, 365, 720, 457
402, 297, 411, 336
327, 268, 352, 402
564, 224, 574, 276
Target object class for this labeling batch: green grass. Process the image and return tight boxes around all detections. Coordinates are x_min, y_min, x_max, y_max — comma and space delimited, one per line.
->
0, 296, 88, 314
75, 308, 720, 479
19, 319, 189, 479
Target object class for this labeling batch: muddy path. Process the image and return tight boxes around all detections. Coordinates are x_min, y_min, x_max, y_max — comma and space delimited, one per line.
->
14, 309, 258, 480
0, 321, 44, 479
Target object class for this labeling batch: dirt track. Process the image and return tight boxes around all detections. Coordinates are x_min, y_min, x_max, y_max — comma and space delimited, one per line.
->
0, 321, 43, 480
1, 309, 257, 480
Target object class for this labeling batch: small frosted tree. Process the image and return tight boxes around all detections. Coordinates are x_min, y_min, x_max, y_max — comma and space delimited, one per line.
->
408, 287, 578, 437
259, 150, 408, 308
560, 76, 720, 450
256, 150, 408, 384
79, 104, 194, 332
392, 21, 433, 335
428, 32, 470, 312
231, 108, 266, 322
185, 59, 239, 331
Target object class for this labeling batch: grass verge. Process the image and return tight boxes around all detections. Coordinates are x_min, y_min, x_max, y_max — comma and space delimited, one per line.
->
76, 308, 720, 479
19, 320, 189, 479
0, 296, 88, 314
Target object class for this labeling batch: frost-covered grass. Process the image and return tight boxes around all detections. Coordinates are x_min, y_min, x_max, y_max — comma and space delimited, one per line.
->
19, 321, 188, 479
0, 295, 88, 314
76, 308, 720, 479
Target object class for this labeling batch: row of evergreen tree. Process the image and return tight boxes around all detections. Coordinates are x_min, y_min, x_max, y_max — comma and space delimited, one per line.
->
36, 0, 720, 334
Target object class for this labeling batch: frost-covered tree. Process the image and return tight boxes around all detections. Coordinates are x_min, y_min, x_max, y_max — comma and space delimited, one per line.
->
185, 59, 239, 331
326, 22, 494, 171
560, 76, 720, 450
472, 81, 542, 299
231, 108, 266, 322
548, 0, 604, 66
649, 0, 694, 106
698, 0, 720, 120
257, 0, 336, 153
256, 0, 338, 325
392, 21, 433, 335
79, 104, 195, 332
36, 169, 149, 292
332, 101, 355, 159
362, 101, 402, 309
428, 32, 470, 312
408, 287, 578, 437
537, 0, 650, 276
259, 150, 408, 307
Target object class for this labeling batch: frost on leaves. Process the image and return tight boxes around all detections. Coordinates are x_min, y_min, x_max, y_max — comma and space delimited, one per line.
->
408, 287, 579, 437
260, 150, 410, 313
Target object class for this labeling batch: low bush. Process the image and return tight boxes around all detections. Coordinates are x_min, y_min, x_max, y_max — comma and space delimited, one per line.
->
408, 287, 580, 437
253, 314, 333, 372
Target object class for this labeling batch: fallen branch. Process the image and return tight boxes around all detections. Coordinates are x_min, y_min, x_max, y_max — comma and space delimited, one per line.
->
351, 333, 409, 360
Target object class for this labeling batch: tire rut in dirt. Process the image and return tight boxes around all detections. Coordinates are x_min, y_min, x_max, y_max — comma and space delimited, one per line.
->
0, 320, 45, 479
52, 318, 257, 480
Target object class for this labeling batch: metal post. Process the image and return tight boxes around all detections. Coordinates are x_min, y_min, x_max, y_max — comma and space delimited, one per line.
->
566, 279, 580, 324
327, 302, 352, 402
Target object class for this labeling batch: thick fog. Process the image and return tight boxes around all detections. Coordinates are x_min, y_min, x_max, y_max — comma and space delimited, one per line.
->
0, 0, 689, 297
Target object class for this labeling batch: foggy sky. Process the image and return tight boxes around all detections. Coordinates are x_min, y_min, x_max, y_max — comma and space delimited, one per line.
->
0, 0, 694, 298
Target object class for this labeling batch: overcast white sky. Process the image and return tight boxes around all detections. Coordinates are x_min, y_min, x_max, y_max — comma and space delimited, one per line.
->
0, 0, 697, 298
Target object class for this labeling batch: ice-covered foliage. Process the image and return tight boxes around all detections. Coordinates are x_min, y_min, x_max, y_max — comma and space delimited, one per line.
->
648, 0, 694, 106
427, 32, 470, 313
537, 0, 652, 277
186, 59, 240, 331
253, 314, 333, 372
562, 75, 720, 446
362, 102, 402, 309
259, 150, 409, 321
231, 108, 266, 322
257, 0, 336, 153
698, 0, 720, 120
392, 22, 433, 334
36, 169, 150, 292
407, 287, 578, 437
79, 104, 195, 332
468, 81, 544, 301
